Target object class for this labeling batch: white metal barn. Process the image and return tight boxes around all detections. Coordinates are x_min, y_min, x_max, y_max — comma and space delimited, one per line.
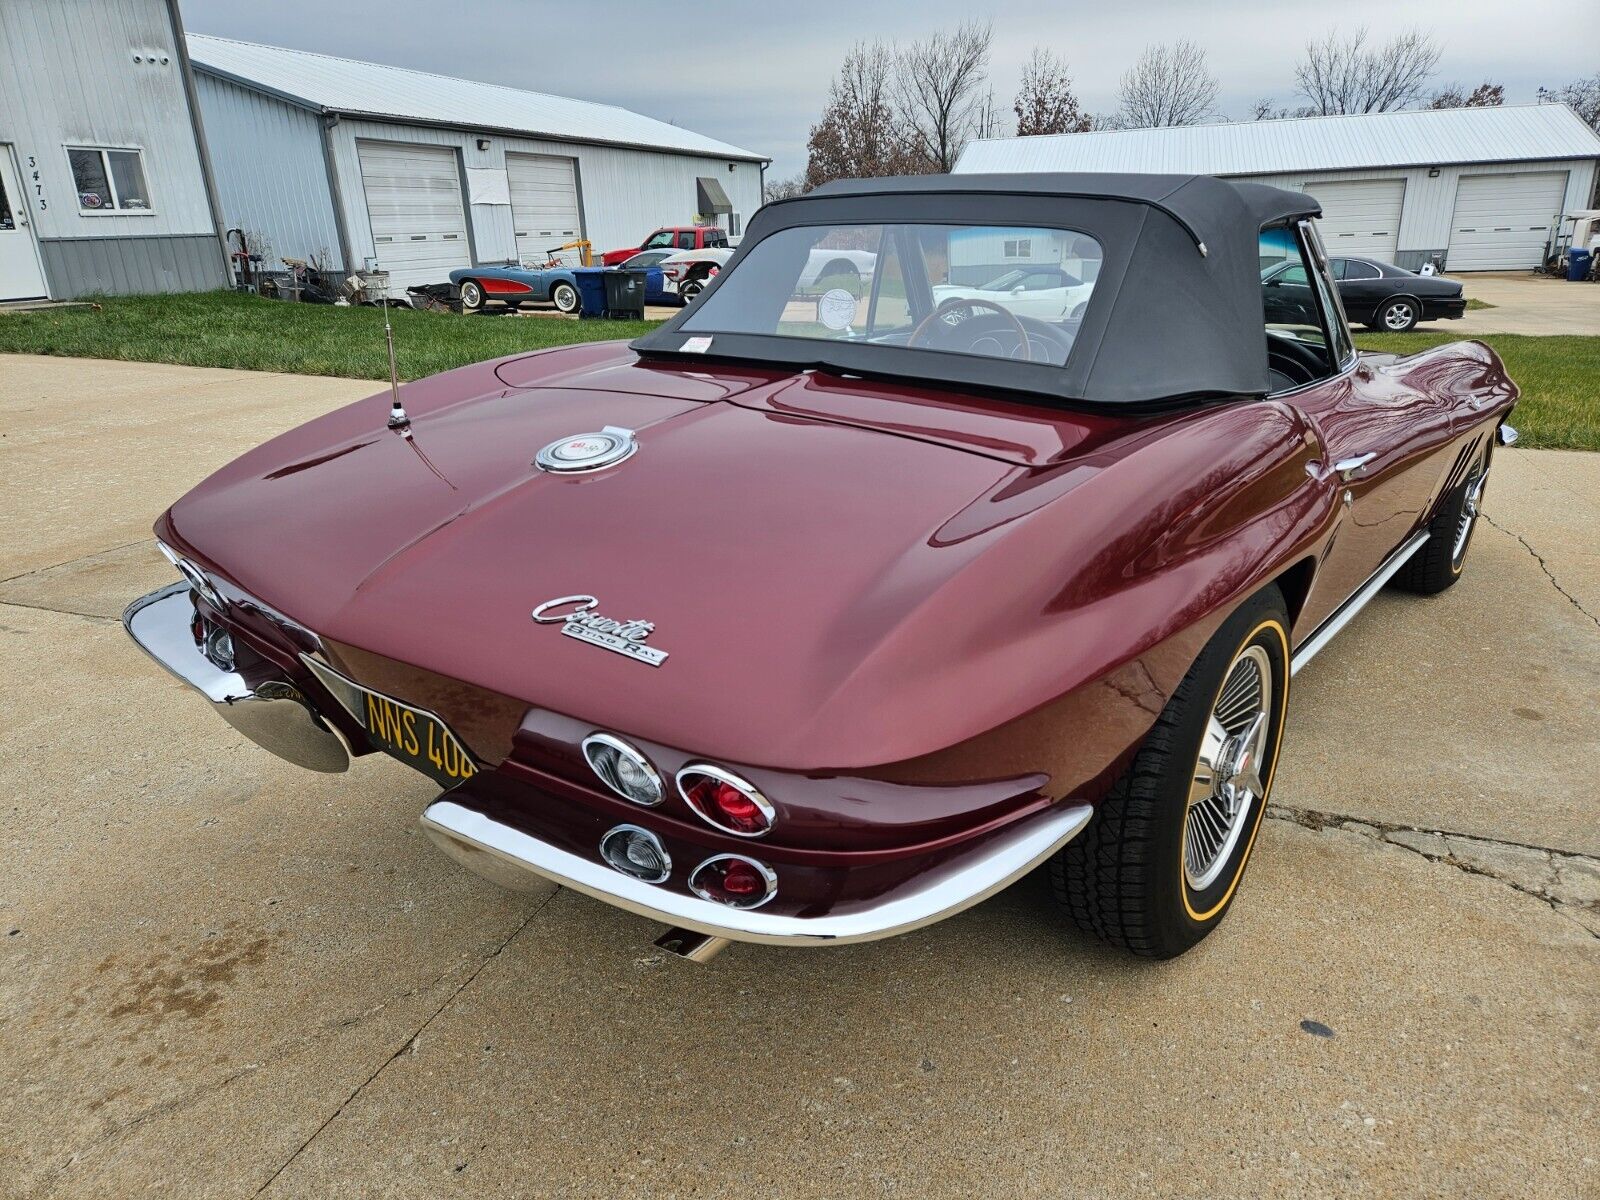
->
957, 105, 1600, 272
187, 35, 768, 292
0, 0, 229, 302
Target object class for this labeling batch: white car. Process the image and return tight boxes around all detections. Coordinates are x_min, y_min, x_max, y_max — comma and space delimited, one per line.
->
932, 265, 1095, 323
659, 248, 732, 300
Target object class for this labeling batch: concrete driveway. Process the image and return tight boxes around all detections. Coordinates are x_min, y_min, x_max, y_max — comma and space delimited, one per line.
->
1451, 272, 1600, 336
2, 355, 1596, 1199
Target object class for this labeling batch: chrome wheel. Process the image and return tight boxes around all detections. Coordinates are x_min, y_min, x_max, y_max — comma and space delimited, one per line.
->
1185, 645, 1272, 890
1382, 300, 1416, 331
551, 282, 579, 314
1453, 466, 1486, 566
459, 280, 483, 311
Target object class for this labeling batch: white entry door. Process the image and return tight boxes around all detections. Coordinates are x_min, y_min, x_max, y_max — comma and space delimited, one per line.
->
1303, 178, 1405, 262
0, 146, 49, 301
357, 141, 473, 292
506, 153, 582, 265
1448, 172, 1569, 271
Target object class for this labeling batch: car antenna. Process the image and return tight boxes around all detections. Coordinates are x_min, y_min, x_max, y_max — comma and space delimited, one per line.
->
380, 289, 409, 431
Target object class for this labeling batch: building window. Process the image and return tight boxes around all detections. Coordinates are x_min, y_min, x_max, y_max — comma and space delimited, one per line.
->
729, 212, 741, 237
67, 147, 153, 213
1003, 238, 1032, 258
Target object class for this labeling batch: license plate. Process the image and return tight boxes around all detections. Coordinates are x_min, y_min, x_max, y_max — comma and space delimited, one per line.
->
302, 656, 477, 788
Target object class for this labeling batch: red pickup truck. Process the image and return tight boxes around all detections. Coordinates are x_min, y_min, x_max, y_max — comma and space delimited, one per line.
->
601, 225, 730, 266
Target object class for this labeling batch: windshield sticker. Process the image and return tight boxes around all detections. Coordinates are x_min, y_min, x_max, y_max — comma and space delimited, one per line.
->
817, 288, 858, 331
680, 336, 713, 354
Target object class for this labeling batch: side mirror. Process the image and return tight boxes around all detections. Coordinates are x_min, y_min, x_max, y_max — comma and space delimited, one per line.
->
1010, 285, 1026, 295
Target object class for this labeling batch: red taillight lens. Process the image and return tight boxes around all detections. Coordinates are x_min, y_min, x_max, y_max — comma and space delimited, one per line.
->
677, 767, 773, 837
689, 854, 776, 909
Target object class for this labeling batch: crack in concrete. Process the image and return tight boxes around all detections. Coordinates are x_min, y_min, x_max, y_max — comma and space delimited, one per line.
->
250, 892, 558, 1197
36, 1064, 262, 1197
1480, 512, 1600, 630
1267, 803, 1599, 940
0, 538, 155, 586
0, 599, 118, 625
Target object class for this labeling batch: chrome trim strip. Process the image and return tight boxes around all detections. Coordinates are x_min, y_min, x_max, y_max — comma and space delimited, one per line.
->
419, 798, 1094, 947
1290, 530, 1430, 675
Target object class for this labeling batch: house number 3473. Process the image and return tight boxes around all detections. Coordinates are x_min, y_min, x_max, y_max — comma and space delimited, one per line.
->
29, 155, 46, 210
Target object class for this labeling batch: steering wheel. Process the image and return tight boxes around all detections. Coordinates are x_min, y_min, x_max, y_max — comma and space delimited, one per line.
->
909, 297, 1041, 362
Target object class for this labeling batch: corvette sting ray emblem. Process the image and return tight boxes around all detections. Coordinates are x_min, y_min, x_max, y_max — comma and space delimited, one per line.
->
532, 594, 667, 667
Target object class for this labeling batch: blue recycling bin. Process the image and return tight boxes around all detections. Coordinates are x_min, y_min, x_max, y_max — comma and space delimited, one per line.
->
570, 267, 608, 317
1567, 248, 1592, 281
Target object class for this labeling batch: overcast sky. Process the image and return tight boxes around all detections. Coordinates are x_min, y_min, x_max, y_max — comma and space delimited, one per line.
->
180, 0, 1593, 179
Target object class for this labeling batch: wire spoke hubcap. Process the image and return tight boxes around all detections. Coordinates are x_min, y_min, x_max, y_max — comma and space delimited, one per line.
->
1185, 645, 1273, 891
1454, 467, 1487, 565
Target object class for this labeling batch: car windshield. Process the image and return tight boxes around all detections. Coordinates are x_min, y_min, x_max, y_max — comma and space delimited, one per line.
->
678, 222, 1104, 368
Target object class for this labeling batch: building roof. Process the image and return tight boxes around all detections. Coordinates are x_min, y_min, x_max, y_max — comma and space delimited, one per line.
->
187, 34, 766, 163
955, 103, 1600, 177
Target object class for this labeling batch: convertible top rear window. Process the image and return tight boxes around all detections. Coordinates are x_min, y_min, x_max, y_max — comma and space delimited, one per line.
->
678, 223, 1105, 369
635, 174, 1324, 407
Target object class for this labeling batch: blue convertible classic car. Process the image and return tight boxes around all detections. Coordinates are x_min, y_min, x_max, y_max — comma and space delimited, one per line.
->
449, 255, 679, 315
449, 263, 585, 314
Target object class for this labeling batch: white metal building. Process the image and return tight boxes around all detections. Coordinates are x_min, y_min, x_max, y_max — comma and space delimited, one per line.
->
0, 0, 229, 302
956, 104, 1600, 272
187, 35, 768, 292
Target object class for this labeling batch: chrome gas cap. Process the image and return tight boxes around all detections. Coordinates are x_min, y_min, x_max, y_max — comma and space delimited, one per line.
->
535, 426, 636, 473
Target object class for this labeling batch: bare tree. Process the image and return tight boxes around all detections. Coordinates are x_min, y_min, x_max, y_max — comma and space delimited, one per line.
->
804, 41, 914, 189
1014, 48, 1094, 136
1247, 98, 1318, 121
1429, 80, 1505, 109
763, 173, 808, 203
1115, 41, 1219, 128
1294, 27, 1442, 115
1538, 73, 1600, 134
894, 20, 994, 171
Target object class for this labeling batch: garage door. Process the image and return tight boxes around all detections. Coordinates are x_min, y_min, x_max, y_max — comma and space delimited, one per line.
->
1447, 172, 1568, 271
507, 153, 582, 265
357, 141, 472, 292
1302, 179, 1405, 261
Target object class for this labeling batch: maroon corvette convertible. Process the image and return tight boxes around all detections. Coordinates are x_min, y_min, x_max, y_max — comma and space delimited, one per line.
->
126, 175, 1517, 961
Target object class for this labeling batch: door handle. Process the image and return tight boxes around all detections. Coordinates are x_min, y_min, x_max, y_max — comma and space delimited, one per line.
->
1333, 452, 1377, 481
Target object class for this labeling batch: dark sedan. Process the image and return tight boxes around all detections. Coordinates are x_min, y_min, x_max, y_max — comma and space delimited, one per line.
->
1263, 255, 1467, 332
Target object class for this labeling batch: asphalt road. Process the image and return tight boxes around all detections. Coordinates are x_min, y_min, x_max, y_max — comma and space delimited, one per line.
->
1, 354, 1595, 1199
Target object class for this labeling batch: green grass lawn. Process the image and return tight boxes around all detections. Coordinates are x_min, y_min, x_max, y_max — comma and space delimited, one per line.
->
0, 290, 660, 381
2, 291, 1592, 449
1353, 331, 1598, 451
1465, 297, 1496, 311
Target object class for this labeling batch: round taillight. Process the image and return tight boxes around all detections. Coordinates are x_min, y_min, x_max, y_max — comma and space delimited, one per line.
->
583, 734, 664, 806
676, 765, 774, 837
689, 854, 777, 909
599, 824, 671, 883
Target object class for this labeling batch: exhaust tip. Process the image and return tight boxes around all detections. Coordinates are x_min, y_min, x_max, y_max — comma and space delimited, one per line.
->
654, 928, 730, 963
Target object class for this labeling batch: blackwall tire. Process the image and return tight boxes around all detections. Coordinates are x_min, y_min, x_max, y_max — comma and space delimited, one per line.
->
679, 278, 705, 302
551, 282, 579, 314
1049, 586, 1291, 958
1391, 447, 1491, 595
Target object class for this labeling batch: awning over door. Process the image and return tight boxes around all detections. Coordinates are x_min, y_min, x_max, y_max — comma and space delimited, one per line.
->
696, 176, 732, 215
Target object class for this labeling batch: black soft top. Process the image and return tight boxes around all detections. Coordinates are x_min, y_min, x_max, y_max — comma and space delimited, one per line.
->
633, 173, 1322, 407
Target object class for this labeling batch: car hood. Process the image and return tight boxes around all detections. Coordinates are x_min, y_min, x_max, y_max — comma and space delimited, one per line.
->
164, 344, 1206, 768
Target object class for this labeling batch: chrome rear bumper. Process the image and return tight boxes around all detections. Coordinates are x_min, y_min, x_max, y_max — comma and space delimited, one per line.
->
420, 796, 1093, 947
122, 583, 349, 773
